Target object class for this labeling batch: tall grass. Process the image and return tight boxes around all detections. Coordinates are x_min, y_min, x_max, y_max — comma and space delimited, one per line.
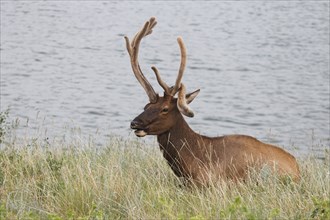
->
0, 135, 329, 219
0, 112, 329, 219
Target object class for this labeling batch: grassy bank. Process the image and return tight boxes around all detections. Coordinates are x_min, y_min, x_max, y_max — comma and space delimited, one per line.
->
0, 135, 329, 220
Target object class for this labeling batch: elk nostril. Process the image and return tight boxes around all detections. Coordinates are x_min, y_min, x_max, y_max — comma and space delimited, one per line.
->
130, 120, 140, 129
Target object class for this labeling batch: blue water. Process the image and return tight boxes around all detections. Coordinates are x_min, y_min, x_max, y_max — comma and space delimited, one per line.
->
1, 1, 329, 154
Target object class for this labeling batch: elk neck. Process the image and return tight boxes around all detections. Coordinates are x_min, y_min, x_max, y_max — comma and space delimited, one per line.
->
157, 113, 199, 149
156, 112, 220, 179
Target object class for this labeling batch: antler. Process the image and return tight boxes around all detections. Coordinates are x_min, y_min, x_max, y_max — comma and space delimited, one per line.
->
151, 36, 195, 117
151, 36, 187, 97
172, 37, 187, 96
177, 83, 194, 117
124, 17, 158, 103
125, 17, 196, 116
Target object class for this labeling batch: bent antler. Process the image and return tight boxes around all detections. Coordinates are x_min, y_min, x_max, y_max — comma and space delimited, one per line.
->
125, 17, 196, 117
172, 37, 187, 96
151, 36, 194, 117
151, 36, 187, 97
177, 83, 194, 117
124, 17, 158, 103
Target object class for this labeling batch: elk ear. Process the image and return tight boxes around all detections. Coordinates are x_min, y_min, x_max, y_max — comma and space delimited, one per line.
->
177, 84, 198, 117
186, 89, 200, 104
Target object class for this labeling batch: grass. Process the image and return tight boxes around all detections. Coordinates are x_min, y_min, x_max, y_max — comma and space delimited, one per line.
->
0, 112, 329, 219
0, 136, 329, 219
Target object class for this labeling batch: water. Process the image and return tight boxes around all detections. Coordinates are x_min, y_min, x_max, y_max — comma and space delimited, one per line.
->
1, 1, 329, 154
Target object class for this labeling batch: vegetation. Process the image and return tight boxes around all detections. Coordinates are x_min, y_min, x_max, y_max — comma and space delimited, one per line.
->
0, 112, 329, 219
0, 109, 9, 144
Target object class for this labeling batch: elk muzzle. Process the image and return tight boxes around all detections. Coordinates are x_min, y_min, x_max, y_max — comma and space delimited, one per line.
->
130, 119, 148, 137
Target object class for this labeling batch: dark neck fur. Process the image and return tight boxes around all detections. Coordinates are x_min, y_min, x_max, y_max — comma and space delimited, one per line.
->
156, 114, 206, 177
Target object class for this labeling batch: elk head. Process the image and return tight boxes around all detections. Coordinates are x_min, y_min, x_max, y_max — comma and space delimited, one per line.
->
125, 17, 200, 137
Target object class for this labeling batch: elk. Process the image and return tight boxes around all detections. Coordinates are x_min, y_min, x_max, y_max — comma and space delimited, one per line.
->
124, 17, 300, 186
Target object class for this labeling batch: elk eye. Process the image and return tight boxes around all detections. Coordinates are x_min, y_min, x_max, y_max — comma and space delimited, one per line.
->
162, 107, 169, 113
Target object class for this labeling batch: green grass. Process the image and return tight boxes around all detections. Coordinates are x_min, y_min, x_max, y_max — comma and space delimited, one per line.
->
0, 134, 329, 220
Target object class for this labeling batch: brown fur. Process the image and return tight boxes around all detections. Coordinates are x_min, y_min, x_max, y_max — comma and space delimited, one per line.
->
131, 95, 300, 186
126, 18, 300, 186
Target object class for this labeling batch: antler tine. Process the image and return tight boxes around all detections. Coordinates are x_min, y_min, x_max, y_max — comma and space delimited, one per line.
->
145, 17, 157, 35
125, 17, 158, 103
170, 36, 187, 96
151, 66, 171, 95
177, 83, 194, 117
131, 17, 157, 49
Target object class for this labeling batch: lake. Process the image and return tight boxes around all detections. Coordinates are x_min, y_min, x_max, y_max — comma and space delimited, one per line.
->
1, 1, 329, 155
